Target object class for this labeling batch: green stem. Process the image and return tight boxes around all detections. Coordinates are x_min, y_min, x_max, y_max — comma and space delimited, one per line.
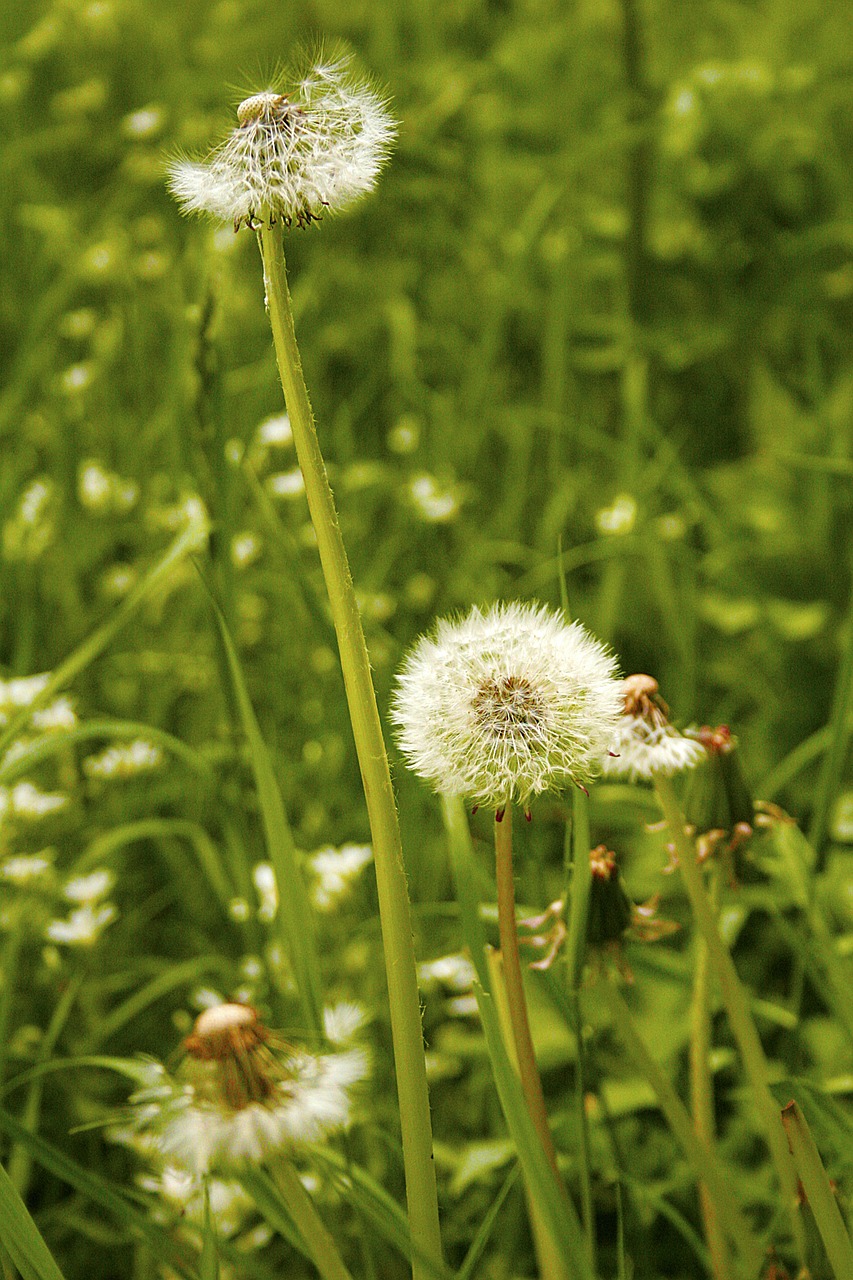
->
494, 808, 563, 1185
258, 225, 442, 1280
689, 867, 732, 1280
655, 776, 807, 1267
781, 1099, 853, 1280
271, 1161, 354, 1280
598, 979, 761, 1278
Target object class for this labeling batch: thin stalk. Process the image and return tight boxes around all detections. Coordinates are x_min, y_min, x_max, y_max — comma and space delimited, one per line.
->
689, 866, 732, 1280
494, 807, 563, 1184
258, 225, 442, 1280
655, 776, 807, 1267
271, 1161, 354, 1280
598, 979, 761, 1279
808, 576, 853, 868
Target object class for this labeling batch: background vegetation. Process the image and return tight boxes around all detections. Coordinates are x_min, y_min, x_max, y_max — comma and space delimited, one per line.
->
0, 0, 851, 1276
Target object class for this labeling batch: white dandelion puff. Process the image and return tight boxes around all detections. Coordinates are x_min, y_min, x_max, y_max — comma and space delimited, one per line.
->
602, 674, 706, 782
168, 59, 395, 231
125, 1003, 367, 1176
392, 602, 621, 809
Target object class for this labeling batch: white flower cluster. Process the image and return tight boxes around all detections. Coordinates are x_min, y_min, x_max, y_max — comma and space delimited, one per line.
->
83, 739, 164, 780
393, 602, 621, 808
0, 781, 68, 823
0, 673, 77, 734
309, 843, 372, 911
168, 60, 395, 230
46, 866, 117, 947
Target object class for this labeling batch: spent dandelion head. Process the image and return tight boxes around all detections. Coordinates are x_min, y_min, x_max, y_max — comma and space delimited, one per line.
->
125, 1002, 367, 1176
168, 58, 396, 231
392, 602, 621, 810
603, 674, 706, 782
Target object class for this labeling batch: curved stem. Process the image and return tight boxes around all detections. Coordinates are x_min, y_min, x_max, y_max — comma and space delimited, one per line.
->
494, 807, 563, 1185
259, 225, 442, 1280
655, 776, 807, 1267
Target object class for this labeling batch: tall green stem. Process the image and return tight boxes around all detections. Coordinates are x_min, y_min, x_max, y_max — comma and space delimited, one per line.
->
655, 776, 807, 1266
259, 225, 442, 1279
689, 867, 732, 1280
494, 807, 563, 1185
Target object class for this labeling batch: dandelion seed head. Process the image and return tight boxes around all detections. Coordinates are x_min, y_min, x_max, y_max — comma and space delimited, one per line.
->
126, 1003, 367, 1175
603, 674, 706, 782
168, 59, 395, 231
392, 602, 621, 808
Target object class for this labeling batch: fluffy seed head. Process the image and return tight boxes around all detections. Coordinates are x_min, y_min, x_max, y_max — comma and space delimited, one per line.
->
168, 60, 395, 230
126, 1003, 366, 1175
392, 602, 622, 808
602, 674, 706, 782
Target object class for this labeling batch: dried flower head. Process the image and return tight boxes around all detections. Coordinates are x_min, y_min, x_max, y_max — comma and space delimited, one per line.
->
392, 602, 621, 809
126, 1003, 366, 1175
168, 59, 395, 231
603, 674, 706, 782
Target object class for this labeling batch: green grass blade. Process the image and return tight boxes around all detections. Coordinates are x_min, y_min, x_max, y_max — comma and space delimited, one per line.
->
0, 720, 213, 787
456, 1163, 520, 1280
0, 1161, 66, 1280
0, 510, 208, 760
808, 577, 853, 863
82, 955, 235, 1049
781, 1100, 853, 1279
441, 794, 491, 991
209, 596, 324, 1039
200, 1184, 220, 1280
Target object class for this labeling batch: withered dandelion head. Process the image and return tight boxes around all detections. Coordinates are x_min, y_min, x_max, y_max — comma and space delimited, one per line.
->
603, 674, 706, 782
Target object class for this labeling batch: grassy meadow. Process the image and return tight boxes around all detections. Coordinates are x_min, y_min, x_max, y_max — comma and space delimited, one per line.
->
0, 0, 852, 1277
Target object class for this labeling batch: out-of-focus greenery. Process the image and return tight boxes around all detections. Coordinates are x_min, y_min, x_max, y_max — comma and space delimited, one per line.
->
0, 0, 851, 1277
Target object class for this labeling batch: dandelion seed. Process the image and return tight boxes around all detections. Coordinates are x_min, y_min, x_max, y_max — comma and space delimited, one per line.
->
126, 1003, 367, 1175
603, 674, 706, 782
168, 60, 395, 231
392, 602, 621, 808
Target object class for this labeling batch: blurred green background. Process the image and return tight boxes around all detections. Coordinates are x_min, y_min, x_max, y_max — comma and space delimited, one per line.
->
1, 0, 852, 1276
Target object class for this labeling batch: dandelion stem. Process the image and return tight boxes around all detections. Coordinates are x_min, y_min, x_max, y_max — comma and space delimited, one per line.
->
493, 806, 564, 1185
271, 1160, 354, 1280
689, 865, 732, 1280
258, 224, 442, 1280
655, 775, 807, 1267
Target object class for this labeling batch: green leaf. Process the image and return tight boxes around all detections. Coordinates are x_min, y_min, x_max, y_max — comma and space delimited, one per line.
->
0, 1160, 66, 1280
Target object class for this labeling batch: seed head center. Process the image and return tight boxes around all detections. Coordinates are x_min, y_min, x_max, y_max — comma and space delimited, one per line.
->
472, 674, 544, 740
236, 92, 292, 126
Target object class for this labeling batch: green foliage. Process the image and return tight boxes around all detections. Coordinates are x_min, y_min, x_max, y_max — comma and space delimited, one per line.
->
0, 0, 852, 1277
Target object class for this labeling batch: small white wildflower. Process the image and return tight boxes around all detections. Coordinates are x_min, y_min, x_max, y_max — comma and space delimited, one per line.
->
446, 994, 479, 1018
256, 413, 293, 448
83, 739, 164, 780
267, 468, 305, 499
595, 493, 637, 536
0, 674, 50, 712
252, 862, 278, 922
392, 602, 621, 809
418, 953, 476, 993
60, 363, 94, 395
1, 851, 55, 886
168, 60, 395, 231
602, 675, 706, 782
127, 1003, 367, 1175
309, 843, 372, 911
46, 902, 117, 946
122, 105, 164, 140
32, 696, 77, 732
230, 531, 262, 569
8, 781, 68, 820
409, 475, 460, 523
63, 869, 114, 903
78, 459, 139, 514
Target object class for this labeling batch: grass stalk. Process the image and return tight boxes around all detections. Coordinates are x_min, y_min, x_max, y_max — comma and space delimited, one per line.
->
270, 1161, 354, 1280
258, 224, 442, 1280
689, 866, 732, 1280
655, 775, 807, 1266
598, 979, 761, 1278
781, 1100, 853, 1279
